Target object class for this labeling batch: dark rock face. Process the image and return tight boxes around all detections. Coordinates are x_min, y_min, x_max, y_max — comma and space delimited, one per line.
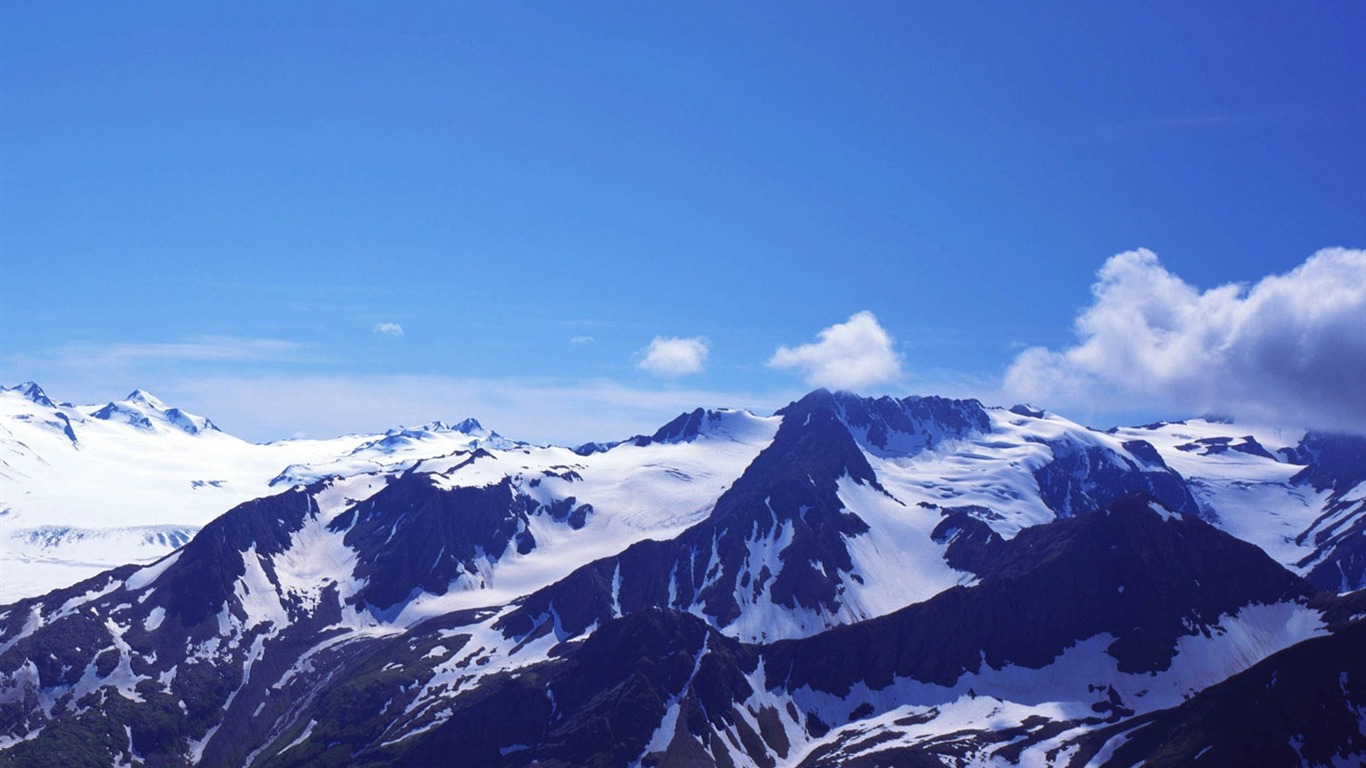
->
326, 468, 593, 615
1033, 438, 1203, 520
639, 407, 712, 445
1285, 432, 1366, 592
159, 488, 317, 628
0, 487, 360, 768
927, 504, 1006, 575
266, 496, 1341, 768
498, 391, 882, 642
827, 390, 991, 455
763, 495, 1315, 696
1298, 497, 1366, 592
1174, 434, 1277, 459
1287, 432, 1366, 493
341, 609, 766, 768
1070, 619, 1366, 768
335, 474, 535, 613
8, 381, 56, 407
5, 389, 1365, 767
52, 411, 78, 445
90, 401, 154, 429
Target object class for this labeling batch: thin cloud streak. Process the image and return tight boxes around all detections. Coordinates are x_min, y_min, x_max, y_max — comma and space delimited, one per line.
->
168, 374, 802, 445
14, 336, 306, 370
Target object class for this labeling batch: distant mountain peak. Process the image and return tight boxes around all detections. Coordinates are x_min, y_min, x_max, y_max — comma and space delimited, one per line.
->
125, 388, 168, 409
780, 388, 992, 457
636, 407, 762, 446
387, 418, 487, 437
89, 389, 219, 435
449, 417, 483, 433
3, 381, 55, 407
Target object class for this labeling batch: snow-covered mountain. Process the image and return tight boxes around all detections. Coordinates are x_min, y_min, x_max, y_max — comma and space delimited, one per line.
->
0, 383, 515, 601
0, 384, 1362, 766
1110, 418, 1366, 592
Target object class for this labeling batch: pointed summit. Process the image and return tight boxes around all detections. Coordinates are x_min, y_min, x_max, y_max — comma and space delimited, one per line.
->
125, 389, 168, 410
3, 381, 55, 408
779, 388, 991, 457
90, 389, 218, 435
450, 417, 483, 434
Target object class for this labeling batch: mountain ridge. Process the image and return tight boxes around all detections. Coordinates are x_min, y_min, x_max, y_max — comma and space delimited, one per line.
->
1, 383, 1363, 765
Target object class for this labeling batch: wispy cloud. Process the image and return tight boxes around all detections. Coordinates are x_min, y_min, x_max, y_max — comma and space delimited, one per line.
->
169, 374, 797, 444
769, 311, 903, 391
0, 336, 317, 408
27, 336, 305, 369
570, 335, 596, 345
372, 322, 405, 337
637, 337, 710, 378
1004, 247, 1366, 433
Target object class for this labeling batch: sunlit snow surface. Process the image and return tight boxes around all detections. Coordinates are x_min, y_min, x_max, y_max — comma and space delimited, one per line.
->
3, 387, 1351, 618
1108, 419, 1326, 567
765, 602, 1326, 767
0, 387, 511, 601
1, 386, 1359, 765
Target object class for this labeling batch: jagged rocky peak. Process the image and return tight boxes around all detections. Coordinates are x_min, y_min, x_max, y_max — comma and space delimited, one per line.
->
779, 388, 992, 456
643, 407, 711, 444
125, 388, 167, 409
497, 393, 885, 645
364, 418, 491, 453
3, 383, 1365, 766
1287, 431, 1366, 492
405, 417, 484, 435
3, 380, 56, 407
572, 406, 772, 454
448, 416, 483, 433
90, 388, 219, 434
637, 406, 767, 446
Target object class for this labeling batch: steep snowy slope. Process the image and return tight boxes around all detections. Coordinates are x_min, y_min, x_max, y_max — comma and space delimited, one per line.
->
1, 386, 1364, 766
489, 391, 1207, 645
7, 383, 1360, 609
1112, 418, 1366, 590
246, 497, 1346, 768
0, 407, 784, 764
1065, 612, 1366, 767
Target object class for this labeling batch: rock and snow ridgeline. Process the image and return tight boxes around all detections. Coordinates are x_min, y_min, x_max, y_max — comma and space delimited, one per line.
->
0, 383, 1363, 766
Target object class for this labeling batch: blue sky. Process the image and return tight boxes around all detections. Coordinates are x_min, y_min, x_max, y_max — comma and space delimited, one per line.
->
3, 3, 1364, 442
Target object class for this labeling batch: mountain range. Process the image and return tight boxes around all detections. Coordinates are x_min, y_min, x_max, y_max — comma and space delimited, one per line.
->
0, 382, 1362, 767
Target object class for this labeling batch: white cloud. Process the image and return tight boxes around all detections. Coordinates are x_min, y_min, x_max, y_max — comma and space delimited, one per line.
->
1004, 247, 1366, 432
769, 311, 904, 390
637, 337, 709, 378
570, 335, 596, 345
372, 323, 405, 337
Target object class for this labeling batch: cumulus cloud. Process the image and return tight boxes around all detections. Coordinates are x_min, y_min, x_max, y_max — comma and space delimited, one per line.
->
1004, 247, 1366, 432
372, 323, 405, 337
637, 337, 710, 378
769, 311, 904, 390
